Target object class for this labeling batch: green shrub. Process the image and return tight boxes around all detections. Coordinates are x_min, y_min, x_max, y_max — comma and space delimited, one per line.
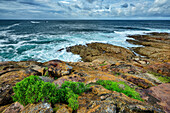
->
12, 75, 59, 106
12, 76, 89, 110
60, 81, 90, 110
96, 80, 143, 101
56, 87, 79, 110
61, 81, 90, 95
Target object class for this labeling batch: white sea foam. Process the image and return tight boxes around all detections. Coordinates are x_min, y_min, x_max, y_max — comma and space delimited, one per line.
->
6, 23, 20, 29
30, 21, 40, 24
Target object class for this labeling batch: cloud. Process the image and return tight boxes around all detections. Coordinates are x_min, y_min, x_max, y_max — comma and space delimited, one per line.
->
130, 4, 135, 7
0, 0, 169, 19
86, 0, 96, 3
121, 3, 128, 8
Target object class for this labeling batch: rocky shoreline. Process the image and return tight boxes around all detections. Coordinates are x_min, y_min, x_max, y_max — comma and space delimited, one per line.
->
0, 32, 170, 113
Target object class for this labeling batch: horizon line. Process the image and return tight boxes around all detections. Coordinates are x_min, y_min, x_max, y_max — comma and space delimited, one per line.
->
0, 18, 170, 21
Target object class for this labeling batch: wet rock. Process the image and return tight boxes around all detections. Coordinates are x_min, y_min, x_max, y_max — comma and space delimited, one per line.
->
21, 102, 53, 113
2, 102, 24, 113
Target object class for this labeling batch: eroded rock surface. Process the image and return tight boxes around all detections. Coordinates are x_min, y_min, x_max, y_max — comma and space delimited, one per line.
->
127, 32, 170, 61
77, 85, 164, 113
66, 42, 135, 62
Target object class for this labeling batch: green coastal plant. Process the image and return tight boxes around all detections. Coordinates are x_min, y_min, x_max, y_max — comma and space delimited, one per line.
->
12, 75, 90, 110
12, 75, 59, 106
59, 81, 90, 110
96, 80, 143, 101
61, 81, 90, 95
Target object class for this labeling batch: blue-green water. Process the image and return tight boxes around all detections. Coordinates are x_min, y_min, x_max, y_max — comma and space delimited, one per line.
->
0, 20, 170, 62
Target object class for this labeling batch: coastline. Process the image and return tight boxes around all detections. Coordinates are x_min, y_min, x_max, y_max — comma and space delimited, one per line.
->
0, 32, 170, 113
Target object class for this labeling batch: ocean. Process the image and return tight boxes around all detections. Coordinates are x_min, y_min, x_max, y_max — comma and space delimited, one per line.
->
0, 20, 170, 62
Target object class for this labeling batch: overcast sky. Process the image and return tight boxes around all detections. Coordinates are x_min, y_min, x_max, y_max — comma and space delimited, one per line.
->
0, 0, 170, 19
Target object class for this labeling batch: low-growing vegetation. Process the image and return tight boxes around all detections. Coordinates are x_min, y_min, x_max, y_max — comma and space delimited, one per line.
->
12, 75, 90, 110
99, 61, 107, 66
96, 80, 143, 101
148, 71, 170, 83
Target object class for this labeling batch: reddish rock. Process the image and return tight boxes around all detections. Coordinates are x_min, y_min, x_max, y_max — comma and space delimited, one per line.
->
147, 83, 170, 113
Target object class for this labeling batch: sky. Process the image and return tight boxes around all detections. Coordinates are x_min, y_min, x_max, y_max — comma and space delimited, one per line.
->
0, 0, 170, 19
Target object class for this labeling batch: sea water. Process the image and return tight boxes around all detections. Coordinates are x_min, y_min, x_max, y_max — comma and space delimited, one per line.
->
0, 20, 170, 62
